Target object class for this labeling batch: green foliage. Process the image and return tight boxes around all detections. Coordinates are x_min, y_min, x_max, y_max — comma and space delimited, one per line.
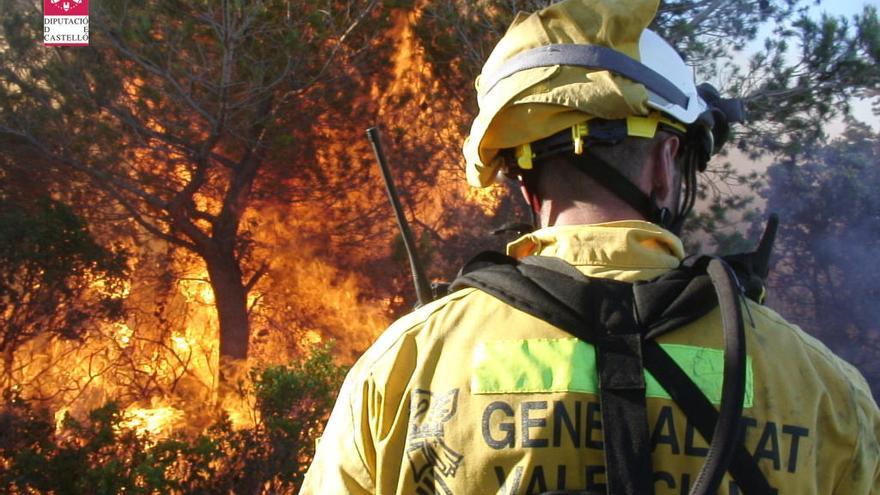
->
735, 5, 880, 157
0, 344, 346, 494
0, 191, 128, 360
653, 1, 802, 68
0, 397, 150, 495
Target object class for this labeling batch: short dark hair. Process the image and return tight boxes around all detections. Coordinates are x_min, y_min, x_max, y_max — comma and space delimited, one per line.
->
529, 133, 676, 192
581, 135, 662, 183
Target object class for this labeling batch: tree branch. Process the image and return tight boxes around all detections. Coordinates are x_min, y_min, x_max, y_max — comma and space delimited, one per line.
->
276, 0, 379, 104
102, 28, 218, 128
677, 0, 729, 41
0, 127, 199, 252
244, 262, 270, 293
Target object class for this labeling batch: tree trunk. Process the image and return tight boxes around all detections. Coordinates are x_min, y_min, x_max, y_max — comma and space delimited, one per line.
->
205, 250, 250, 361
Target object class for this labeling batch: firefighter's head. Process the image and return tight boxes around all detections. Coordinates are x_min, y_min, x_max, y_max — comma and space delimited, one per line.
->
463, 0, 744, 232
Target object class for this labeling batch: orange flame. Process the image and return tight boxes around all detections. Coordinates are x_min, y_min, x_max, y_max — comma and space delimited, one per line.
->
118, 400, 185, 440
6, 1, 504, 448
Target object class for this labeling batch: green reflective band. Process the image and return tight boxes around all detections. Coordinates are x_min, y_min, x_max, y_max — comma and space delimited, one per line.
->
471, 339, 754, 408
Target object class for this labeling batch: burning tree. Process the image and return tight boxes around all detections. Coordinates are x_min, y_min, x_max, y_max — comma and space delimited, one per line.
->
0, 0, 379, 362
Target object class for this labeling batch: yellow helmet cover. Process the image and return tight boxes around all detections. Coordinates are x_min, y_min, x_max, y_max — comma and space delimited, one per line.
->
463, 0, 660, 187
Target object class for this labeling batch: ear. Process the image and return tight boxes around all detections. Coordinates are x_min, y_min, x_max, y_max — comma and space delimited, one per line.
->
651, 135, 680, 202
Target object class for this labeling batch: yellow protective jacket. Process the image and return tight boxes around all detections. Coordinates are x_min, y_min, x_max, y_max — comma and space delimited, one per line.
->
301, 221, 880, 494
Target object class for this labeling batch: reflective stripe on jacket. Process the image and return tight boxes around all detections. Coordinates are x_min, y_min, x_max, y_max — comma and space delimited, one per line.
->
301, 221, 880, 494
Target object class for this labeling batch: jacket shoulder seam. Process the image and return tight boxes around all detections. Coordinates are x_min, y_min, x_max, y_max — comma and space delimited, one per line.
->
360, 288, 479, 370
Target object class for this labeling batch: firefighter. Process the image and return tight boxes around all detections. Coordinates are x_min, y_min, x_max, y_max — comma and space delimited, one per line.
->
302, 0, 880, 493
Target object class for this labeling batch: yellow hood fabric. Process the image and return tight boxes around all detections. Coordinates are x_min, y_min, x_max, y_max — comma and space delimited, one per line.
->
464, 0, 660, 187
506, 221, 684, 280
302, 223, 880, 494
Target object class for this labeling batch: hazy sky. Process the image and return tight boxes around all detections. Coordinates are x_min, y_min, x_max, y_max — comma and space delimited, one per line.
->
818, 0, 879, 17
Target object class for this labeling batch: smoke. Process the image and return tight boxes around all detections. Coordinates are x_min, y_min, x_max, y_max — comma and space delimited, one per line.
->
816, 221, 880, 332
762, 124, 880, 399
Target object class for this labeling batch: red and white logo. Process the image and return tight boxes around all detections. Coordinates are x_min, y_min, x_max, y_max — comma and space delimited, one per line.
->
44, 0, 89, 46
46, 0, 87, 15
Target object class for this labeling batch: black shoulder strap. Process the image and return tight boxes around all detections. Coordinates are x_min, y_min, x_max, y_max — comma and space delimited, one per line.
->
451, 253, 776, 495
456, 257, 654, 495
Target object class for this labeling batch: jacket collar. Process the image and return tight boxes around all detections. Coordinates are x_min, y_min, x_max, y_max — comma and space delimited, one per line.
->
506, 220, 685, 282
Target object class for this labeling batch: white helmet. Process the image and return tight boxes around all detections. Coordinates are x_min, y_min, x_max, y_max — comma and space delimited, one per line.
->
638, 29, 706, 125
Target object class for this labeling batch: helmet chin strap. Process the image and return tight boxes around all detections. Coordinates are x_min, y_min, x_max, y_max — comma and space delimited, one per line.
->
567, 151, 685, 232
513, 134, 703, 234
